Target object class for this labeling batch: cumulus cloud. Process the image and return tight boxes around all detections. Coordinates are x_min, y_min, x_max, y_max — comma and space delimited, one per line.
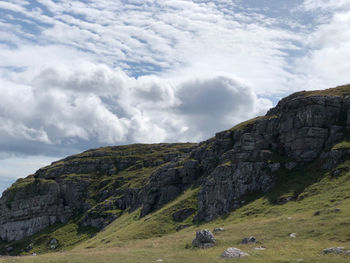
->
0, 64, 270, 156
174, 76, 271, 140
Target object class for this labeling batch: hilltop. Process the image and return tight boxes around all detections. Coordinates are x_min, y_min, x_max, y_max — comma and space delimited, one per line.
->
1, 84, 350, 262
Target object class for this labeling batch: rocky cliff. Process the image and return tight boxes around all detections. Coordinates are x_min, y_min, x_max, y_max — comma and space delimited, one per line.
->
1, 84, 350, 243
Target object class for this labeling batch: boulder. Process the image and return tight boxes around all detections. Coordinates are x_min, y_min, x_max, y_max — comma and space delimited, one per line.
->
323, 247, 350, 255
213, 227, 224, 233
221, 247, 249, 258
49, 238, 58, 249
192, 229, 216, 248
241, 236, 257, 244
289, 233, 297, 238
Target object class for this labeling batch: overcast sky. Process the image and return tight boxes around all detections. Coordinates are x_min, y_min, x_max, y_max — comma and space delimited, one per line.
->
0, 0, 350, 194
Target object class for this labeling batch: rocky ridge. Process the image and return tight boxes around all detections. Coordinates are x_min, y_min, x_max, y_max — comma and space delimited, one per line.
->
1, 84, 350, 244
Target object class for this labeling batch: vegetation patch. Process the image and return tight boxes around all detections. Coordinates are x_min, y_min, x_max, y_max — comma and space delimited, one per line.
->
229, 115, 278, 132
294, 84, 350, 97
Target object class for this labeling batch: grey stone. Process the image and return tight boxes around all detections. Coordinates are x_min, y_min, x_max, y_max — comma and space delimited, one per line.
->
221, 247, 249, 258
254, 246, 266, 250
213, 227, 224, 233
242, 236, 257, 244
192, 229, 216, 248
313, 211, 321, 216
50, 238, 58, 249
289, 233, 297, 238
323, 247, 350, 255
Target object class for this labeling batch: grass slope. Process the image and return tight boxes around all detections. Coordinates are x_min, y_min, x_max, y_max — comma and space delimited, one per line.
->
293, 84, 350, 97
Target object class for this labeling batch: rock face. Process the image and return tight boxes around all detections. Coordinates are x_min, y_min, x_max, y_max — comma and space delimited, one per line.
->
195, 90, 350, 221
0, 143, 195, 241
192, 229, 216, 248
1, 85, 350, 243
172, 208, 196, 222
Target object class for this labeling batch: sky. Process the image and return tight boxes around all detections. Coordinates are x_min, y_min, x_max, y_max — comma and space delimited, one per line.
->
0, 0, 350, 194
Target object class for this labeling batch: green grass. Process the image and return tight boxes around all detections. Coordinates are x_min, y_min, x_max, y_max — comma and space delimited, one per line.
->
293, 84, 350, 97
332, 140, 350, 150
80, 186, 199, 248
229, 115, 278, 132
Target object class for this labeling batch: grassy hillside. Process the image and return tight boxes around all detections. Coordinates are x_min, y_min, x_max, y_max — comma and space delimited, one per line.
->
291, 84, 350, 97
2, 145, 350, 262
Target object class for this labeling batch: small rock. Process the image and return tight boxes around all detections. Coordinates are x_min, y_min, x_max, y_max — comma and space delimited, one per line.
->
192, 229, 216, 248
155, 259, 164, 262
289, 233, 297, 238
241, 236, 257, 244
221, 247, 249, 258
31, 253, 37, 256
49, 238, 59, 249
323, 247, 350, 254
213, 227, 224, 233
254, 246, 266, 250
287, 216, 292, 220
313, 210, 321, 216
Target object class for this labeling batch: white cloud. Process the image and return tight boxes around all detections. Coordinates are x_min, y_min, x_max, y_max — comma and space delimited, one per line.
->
303, 0, 350, 11
293, 1, 350, 90
0, 63, 271, 155
1, 0, 301, 92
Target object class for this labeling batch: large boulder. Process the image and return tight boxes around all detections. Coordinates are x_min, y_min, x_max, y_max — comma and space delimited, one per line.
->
192, 229, 216, 248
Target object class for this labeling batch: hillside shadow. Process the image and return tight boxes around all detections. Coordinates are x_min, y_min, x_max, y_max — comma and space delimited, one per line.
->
264, 158, 330, 205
